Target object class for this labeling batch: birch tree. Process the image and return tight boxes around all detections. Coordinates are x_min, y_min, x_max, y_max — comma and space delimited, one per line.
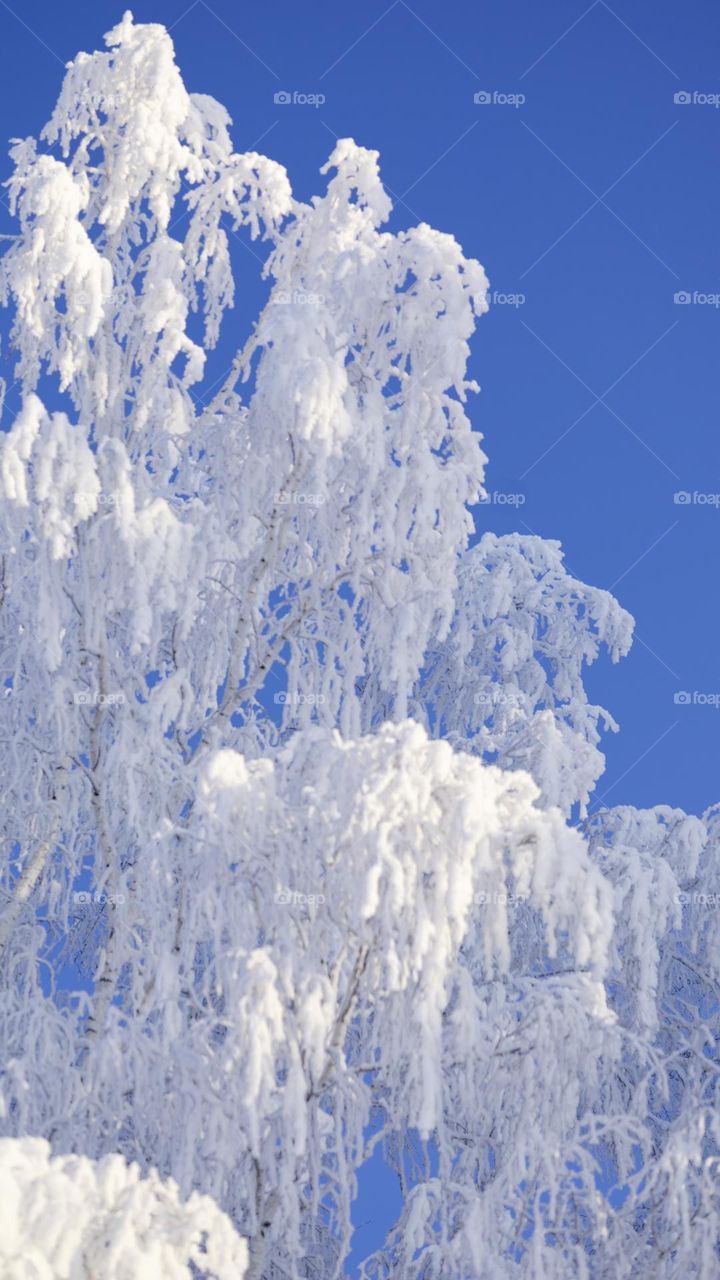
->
0, 12, 717, 1280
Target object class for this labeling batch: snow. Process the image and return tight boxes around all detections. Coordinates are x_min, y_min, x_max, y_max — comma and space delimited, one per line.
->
0, 1137, 247, 1279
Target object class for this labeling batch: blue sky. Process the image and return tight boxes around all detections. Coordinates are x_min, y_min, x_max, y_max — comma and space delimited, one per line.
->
0, 0, 717, 1265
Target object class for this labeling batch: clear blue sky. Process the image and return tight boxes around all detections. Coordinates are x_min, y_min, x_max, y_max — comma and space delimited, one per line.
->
0, 0, 718, 1267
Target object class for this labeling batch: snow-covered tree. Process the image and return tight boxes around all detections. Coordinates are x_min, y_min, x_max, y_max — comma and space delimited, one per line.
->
0, 13, 717, 1279
0, 1137, 248, 1279
415, 532, 634, 816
